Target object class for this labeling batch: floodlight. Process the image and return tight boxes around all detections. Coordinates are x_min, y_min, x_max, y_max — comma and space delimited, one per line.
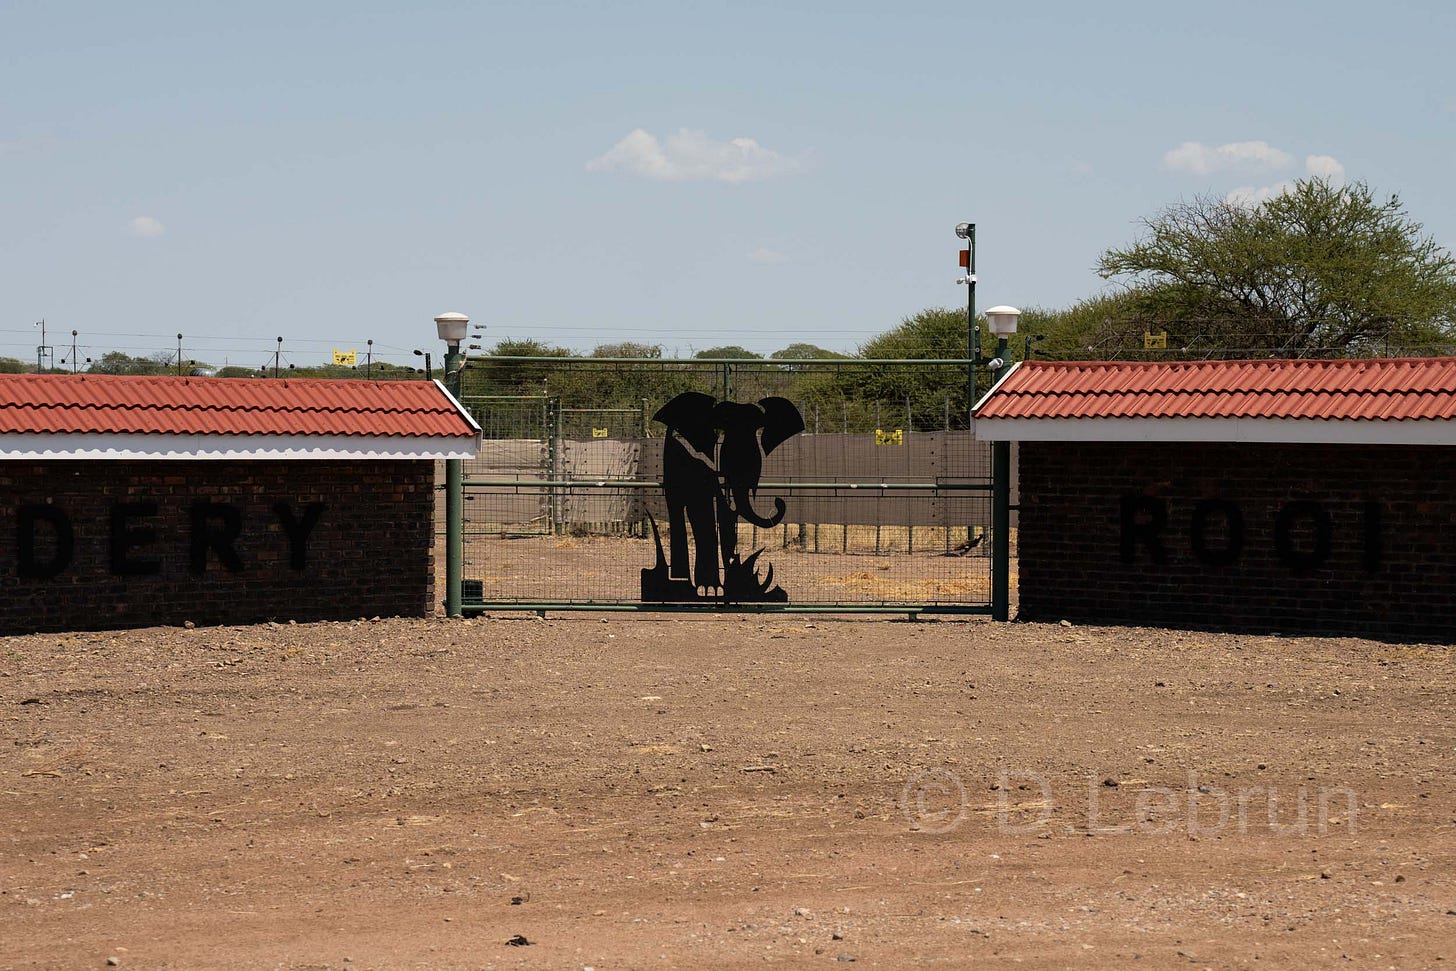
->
434, 312, 470, 346
984, 305, 1021, 337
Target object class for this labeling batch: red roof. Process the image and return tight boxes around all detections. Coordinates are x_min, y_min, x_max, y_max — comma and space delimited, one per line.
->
0, 373, 477, 439
974, 358, 1456, 422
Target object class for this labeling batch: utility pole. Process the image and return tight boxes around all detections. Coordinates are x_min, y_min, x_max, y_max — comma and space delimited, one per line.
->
955, 224, 978, 416
35, 319, 54, 373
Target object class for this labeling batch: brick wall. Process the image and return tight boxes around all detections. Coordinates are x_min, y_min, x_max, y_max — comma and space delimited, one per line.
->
0, 459, 436, 634
1018, 442, 1456, 641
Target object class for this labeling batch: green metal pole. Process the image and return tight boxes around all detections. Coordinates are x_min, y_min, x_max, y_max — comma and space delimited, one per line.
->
991, 335, 1011, 622
961, 224, 980, 571
963, 225, 978, 418
445, 343, 464, 618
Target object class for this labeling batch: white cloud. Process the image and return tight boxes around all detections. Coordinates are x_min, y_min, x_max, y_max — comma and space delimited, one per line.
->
747, 246, 787, 265
1225, 182, 1294, 208
128, 216, 165, 238
1225, 154, 1347, 208
1304, 154, 1345, 182
586, 128, 806, 184
1163, 140, 1294, 175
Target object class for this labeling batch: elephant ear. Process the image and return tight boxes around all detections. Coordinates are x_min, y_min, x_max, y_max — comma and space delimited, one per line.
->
653, 391, 720, 456
757, 397, 805, 456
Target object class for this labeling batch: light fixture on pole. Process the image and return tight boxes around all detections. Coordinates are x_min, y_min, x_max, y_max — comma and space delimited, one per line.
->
984, 305, 1021, 338
981, 303, 1022, 626
981, 306, 1021, 372
435, 311, 470, 620
434, 311, 470, 348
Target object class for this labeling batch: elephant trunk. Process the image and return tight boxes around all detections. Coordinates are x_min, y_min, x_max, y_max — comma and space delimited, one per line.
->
729, 481, 786, 529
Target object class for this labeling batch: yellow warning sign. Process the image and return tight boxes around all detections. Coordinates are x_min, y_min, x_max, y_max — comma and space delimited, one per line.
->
1143, 331, 1167, 350
875, 428, 903, 446
333, 348, 357, 366
591, 427, 609, 439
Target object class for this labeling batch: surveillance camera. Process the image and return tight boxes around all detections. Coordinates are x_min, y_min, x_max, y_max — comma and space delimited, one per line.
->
987, 357, 1005, 370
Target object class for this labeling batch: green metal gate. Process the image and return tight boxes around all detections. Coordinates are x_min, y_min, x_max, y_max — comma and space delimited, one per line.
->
449, 357, 1004, 617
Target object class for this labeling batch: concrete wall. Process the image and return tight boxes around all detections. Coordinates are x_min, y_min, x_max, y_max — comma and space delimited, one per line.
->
1017, 441, 1456, 641
0, 459, 436, 634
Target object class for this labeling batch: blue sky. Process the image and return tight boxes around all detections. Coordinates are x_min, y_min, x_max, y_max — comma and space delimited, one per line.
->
3, 0, 1454, 368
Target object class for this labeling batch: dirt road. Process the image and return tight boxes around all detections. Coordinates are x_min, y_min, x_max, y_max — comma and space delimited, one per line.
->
4, 616, 1454, 968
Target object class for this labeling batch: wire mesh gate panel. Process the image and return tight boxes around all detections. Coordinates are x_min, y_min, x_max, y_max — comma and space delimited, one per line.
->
456, 358, 993, 614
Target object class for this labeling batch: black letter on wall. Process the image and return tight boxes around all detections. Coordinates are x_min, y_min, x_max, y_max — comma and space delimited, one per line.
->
1274, 500, 1332, 573
110, 501, 161, 576
1119, 494, 1167, 565
1189, 498, 1244, 567
189, 501, 245, 574
17, 505, 74, 579
274, 501, 326, 570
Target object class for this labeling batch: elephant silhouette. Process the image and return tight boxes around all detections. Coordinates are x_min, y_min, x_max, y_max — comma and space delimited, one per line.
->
641, 391, 804, 603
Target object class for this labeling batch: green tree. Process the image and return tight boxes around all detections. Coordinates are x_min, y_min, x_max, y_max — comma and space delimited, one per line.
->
488, 338, 571, 358
800, 308, 981, 430
770, 342, 847, 361
1029, 293, 1155, 360
592, 341, 662, 358
693, 345, 762, 359
1098, 178, 1456, 357
858, 307, 968, 359
88, 351, 171, 375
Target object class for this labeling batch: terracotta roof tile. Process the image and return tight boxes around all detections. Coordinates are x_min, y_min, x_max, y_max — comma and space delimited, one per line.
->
973, 358, 1456, 422
0, 373, 477, 439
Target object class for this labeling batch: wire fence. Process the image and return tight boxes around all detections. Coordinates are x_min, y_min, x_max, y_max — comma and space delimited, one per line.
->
454, 357, 995, 612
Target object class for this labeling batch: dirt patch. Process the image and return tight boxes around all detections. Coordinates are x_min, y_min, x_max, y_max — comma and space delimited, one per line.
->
455, 534, 1001, 608
3, 616, 1455, 968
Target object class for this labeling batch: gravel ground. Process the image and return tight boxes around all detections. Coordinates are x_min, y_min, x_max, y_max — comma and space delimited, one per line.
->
3, 614, 1455, 969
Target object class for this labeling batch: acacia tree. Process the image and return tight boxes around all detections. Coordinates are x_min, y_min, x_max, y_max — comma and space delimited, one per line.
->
1098, 178, 1456, 357
87, 351, 173, 375
591, 341, 662, 358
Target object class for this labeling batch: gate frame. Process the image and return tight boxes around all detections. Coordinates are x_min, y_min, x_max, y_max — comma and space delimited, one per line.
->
443, 356, 1010, 619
